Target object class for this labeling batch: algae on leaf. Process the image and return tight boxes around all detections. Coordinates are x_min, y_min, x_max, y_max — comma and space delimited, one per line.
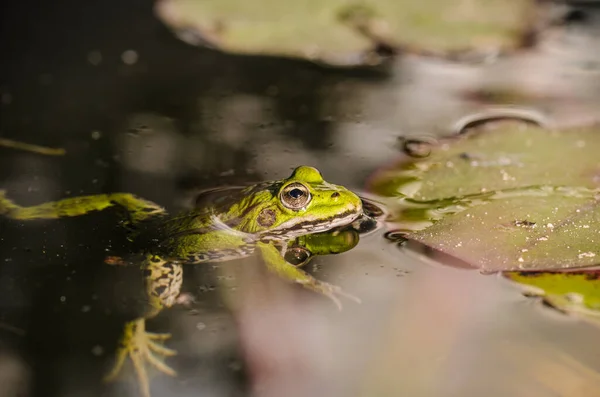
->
156, 0, 537, 67
368, 125, 600, 272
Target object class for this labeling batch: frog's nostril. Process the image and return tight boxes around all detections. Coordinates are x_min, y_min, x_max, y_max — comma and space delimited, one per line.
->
331, 192, 340, 199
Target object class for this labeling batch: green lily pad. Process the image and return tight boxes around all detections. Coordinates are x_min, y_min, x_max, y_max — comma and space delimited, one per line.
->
367, 125, 600, 272
155, 0, 537, 67
504, 270, 600, 325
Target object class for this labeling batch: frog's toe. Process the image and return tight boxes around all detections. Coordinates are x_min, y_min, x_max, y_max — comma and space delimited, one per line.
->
336, 287, 362, 305
299, 280, 361, 310
104, 320, 178, 397
103, 348, 129, 382
148, 338, 177, 356
326, 292, 343, 311
146, 331, 172, 341
146, 350, 177, 376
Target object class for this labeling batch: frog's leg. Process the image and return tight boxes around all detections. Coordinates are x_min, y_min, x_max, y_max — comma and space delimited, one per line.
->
104, 255, 183, 397
256, 241, 361, 310
0, 191, 165, 225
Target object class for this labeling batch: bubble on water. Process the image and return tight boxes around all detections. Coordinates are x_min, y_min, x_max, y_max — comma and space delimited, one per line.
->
91, 345, 104, 356
121, 50, 139, 65
398, 136, 437, 158
384, 230, 408, 245
196, 322, 206, 331
452, 108, 548, 135
87, 51, 102, 65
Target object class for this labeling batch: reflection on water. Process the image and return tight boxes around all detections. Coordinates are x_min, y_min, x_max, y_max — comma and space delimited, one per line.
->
2, 1, 600, 397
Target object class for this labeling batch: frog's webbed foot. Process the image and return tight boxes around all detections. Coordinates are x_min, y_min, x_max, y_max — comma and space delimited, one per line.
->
257, 241, 361, 310
296, 278, 362, 310
104, 319, 177, 397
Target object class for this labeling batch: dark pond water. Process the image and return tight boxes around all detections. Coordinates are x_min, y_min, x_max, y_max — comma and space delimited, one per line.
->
2, 1, 600, 397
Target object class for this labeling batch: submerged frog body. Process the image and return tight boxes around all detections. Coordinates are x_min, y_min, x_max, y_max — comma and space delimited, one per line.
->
0, 166, 364, 397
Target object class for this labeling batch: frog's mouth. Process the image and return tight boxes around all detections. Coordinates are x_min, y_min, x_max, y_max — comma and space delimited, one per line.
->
262, 209, 362, 239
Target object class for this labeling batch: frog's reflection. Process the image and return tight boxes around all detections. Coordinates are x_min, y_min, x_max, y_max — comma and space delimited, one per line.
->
0, 167, 385, 397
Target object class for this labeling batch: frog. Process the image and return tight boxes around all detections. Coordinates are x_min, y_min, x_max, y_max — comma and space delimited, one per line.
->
0, 165, 365, 397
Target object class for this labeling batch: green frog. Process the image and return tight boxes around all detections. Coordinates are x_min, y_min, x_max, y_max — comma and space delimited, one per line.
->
0, 166, 366, 397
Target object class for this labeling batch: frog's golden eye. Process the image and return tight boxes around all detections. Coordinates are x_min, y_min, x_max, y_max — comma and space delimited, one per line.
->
280, 182, 311, 210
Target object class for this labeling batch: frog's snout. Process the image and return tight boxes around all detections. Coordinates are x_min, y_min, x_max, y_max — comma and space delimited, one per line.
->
346, 191, 363, 213
327, 185, 363, 214
355, 194, 364, 213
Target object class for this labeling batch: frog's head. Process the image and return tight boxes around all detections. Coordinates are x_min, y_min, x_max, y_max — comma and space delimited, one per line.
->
232, 166, 363, 238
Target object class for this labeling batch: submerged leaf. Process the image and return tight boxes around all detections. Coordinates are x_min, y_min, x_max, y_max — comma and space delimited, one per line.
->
367, 124, 600, 271
504, 270, 600, 326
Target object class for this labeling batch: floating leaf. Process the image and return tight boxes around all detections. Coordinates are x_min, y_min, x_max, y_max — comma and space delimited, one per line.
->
156, 0, 538, 67
504, 270, 600, 326
367, 124, 600, 272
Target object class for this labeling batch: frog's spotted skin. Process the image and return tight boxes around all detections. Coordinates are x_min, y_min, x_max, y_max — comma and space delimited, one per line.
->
0, 166, 363, 397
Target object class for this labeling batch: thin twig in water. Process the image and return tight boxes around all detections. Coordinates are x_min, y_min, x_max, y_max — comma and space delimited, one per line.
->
0, 138, 66, 156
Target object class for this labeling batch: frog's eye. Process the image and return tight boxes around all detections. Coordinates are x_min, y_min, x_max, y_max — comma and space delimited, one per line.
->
280, 182, 311, 210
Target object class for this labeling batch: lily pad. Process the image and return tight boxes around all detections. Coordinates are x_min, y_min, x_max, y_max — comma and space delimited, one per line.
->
504, 270, 600, 326
155, 0, 537, 67
367, 124, 600, 272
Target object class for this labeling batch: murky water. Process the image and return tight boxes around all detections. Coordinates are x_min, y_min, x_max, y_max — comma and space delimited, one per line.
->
2, 2, 600, 397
